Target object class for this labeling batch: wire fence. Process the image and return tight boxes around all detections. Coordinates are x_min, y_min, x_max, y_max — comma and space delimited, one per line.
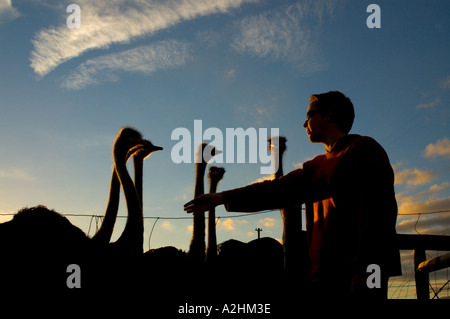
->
388, 250, 450, 299
1, 208, 450, 299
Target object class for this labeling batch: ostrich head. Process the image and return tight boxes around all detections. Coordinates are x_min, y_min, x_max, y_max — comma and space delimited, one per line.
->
195, 142, 222, 164
208, 166, 225, 183
114, 127, 162, 158
127, 139, 163, 159
268, 136, 287, 154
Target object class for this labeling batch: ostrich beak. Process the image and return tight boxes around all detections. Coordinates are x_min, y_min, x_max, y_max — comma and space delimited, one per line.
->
142, 139, 163, 152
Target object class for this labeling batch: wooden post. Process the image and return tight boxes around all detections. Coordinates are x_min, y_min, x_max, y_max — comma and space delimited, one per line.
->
414, 249, 429, 300
255, 228, 263, 239
417, 252, 450, 273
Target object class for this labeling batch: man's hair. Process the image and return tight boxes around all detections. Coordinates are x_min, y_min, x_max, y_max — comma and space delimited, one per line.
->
309, 91, 355, 134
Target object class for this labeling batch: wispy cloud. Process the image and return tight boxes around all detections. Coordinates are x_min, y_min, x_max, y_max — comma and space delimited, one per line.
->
397, 181, 450, 215
258, 217, 276, 228
423, 137, 450, 159
0, 167, 35, 181
217, 218, 247, 231
62, 40, 191, 90
416, 75, 450, 110
396, 180, 450, 235
394, 166, 437, 187
30, 0, 257, 76
231, 0, 334, 71
0, 0, 20, 24
440, 75, 450, 90
416, 97, 441, 109
196, 29, 223, 48
161, 221, 175, 231
235, 98, 277, 126
393, 139, 450, 235
397, 211, 450, 235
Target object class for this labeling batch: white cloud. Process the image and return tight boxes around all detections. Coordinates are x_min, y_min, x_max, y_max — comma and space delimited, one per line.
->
0, 167, 35, 181
225, 68, 237, 79
292, 157, 314, 170
394, 167, 437, 187
394, 158, 450, 235
217, 218, 247, 231
397, 211, 450, 235
0, 0, 20, 24
416, 97, 441, 109
252, 175, 274, 184
235, 98, 277, 126
441, 75, 450, 90
423, 137, 450, 159
258, 217, 276, 228
293, 162, 303, 169
397, 192, 450, 216
196, 29, 222, 48
30, 0, 257, 76
161, 221, 174, 231
232, 0, 334, 71
62, 40, 191, 90
396, 179, 450, 235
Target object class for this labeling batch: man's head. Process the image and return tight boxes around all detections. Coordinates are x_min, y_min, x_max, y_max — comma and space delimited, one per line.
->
303, 91, 355, 144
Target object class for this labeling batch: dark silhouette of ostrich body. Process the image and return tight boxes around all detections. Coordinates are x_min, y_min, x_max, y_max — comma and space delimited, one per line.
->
216, 237, 283, 300
0, 127, 162, 296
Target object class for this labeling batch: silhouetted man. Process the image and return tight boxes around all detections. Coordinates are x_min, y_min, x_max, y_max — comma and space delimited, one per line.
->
184, 91, 401, 300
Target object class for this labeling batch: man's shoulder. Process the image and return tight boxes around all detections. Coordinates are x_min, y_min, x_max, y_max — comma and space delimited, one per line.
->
303, 135, 387, 167
346, 134, 384, 150
347, 134, 390, 163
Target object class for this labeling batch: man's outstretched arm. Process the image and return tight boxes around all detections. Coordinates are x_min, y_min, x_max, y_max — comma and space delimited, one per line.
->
184, 168, 306, 214
184, 192, 224, 214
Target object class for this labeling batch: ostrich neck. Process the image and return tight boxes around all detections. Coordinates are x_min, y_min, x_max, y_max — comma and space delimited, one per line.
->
91, 170, 120, 245
194, 163, 206, 197
209, 178, 219, 194
133, 156, 144, 207
206, 177, 220, 259
273, 150, 285, 179
189, 162, 207, 262
114, 150, 143, 254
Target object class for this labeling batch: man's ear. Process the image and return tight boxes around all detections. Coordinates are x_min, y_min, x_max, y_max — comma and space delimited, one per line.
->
322, 110, 333, 123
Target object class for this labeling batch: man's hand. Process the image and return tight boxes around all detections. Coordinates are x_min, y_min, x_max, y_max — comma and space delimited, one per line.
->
184, 193, 224, 214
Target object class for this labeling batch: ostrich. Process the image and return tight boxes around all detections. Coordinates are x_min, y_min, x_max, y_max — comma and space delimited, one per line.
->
268, 136, 308, 286
0, 127, 162, 294
108, 127, 162, 256
91, 136, 156, 246
206, 165, 225, 265
188, 142, 221, 266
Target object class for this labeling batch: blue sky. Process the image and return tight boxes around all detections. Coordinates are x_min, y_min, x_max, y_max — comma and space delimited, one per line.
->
1, 0, 450, 298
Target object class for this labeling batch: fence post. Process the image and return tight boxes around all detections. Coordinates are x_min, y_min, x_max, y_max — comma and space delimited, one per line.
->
414, 249, 429, 300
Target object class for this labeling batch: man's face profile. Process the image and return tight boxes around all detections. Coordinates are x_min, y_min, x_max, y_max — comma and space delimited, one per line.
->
303, 102, 328, 143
